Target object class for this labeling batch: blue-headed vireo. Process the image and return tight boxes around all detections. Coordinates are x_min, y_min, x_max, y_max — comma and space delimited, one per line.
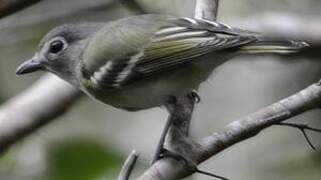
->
16, 14, 308, 111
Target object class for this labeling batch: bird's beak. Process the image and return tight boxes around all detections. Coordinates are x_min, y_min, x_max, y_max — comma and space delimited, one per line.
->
16, 55, 44, 75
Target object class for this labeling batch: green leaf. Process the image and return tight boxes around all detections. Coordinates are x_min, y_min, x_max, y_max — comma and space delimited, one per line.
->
46, 139, 122, 180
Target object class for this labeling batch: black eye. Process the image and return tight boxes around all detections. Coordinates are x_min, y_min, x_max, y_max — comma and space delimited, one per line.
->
49, 40, 64, 54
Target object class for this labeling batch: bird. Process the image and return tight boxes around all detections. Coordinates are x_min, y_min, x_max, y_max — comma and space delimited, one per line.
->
16, 14, 308, 176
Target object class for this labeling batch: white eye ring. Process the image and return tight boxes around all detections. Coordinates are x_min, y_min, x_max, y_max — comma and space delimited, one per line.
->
45, 37, 68, 61
47, 37, 68, 54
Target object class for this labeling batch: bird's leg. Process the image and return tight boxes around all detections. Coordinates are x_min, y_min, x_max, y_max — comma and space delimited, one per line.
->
151, 92, 228, 180
151, 94, 193, 164
151, 107, 176, 164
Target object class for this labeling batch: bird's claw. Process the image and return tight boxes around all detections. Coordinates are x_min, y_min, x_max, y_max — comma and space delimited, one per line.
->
188, 90, 201, 103
158, 148, 228, 180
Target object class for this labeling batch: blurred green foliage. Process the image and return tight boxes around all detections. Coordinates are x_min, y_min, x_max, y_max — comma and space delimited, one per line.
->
0, 96, 4, 104
46, 139, 122, 180
264, 151, 321, 180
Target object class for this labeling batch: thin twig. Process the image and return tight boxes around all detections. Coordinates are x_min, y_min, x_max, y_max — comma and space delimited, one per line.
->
118, 150, 139, 180
276, 122, 321, 150
196, 169, 229, 180
277, 122, 321, 133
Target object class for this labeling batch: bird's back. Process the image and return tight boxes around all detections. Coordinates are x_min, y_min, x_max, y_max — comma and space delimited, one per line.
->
82, 15, 173, 73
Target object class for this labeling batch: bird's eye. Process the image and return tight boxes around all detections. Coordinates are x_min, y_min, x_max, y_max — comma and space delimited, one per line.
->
49, 40, 64, 54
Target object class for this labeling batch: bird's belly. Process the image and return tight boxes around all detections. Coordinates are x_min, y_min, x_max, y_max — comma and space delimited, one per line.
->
82, 55, 229, 111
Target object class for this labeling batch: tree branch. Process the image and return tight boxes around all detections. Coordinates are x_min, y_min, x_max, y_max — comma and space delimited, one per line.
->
137, 76, 321, 180
0, 0, 80, 155
194, 0, 219, 21
135, 1, 321, 179
0, 74, 80, 153
198, 82, 321, 163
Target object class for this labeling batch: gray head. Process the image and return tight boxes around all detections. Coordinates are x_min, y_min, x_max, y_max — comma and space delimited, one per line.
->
16, 23, 103, 86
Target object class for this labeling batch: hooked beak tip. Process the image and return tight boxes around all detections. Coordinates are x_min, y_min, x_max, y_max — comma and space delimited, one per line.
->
16, 58, 43, 75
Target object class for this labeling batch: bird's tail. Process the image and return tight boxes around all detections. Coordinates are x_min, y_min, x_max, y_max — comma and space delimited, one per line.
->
238, 38, 309, 54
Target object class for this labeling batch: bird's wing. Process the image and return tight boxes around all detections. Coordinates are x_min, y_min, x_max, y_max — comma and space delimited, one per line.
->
135, 18, 257, 76
81, 15, 257, 88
